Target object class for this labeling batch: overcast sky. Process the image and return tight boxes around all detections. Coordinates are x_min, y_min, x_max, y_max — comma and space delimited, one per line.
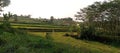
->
3, 0, 105, 18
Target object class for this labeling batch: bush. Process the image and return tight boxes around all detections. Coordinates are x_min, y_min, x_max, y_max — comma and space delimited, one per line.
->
80, 25, 112, 42
45, 32, 53, 40
79, 24, 120, 47
80, 25, 96, 40
64, 33, 70, 36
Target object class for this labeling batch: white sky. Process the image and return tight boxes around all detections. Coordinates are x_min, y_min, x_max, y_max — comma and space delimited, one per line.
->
3, 0, 105, 18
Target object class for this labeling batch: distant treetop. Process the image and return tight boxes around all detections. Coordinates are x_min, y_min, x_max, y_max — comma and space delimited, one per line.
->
0, 0, 11, 11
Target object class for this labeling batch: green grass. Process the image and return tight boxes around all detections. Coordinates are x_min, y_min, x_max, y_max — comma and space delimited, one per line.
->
29, 32, 120, 53
0, 26, 104, 53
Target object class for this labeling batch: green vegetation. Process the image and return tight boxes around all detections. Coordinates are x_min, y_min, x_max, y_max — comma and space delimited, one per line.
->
0, 0, 120, 53
0, 11, 119, 53
0, 11, 79, 53
0, 18, 120, 53
0, 11, 112, 53
29, 32, 120, 53
74, 0, 120, 47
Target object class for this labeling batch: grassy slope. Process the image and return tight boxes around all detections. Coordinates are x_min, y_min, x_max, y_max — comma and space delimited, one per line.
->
29, 32, 120, 53
0, 31, 65, 53
0, 30, 104, 53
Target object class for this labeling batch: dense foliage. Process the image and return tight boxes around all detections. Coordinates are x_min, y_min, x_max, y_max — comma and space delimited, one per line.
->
75, 0, 120, 45
0, 0, 10, 11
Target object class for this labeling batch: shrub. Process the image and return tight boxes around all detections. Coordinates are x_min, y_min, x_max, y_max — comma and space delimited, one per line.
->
64, 33, 70, 36
80, 25, 96, 40
45, 32, 53, 40
79, 24, 120, 47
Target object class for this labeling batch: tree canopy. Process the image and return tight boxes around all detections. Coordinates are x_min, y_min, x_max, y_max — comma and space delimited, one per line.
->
75, 0, 120, 22
0, 0, 10, 11
0, 0, 10, 7
75, 0, 120, 36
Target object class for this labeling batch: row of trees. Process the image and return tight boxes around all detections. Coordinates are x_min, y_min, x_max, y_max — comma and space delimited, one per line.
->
76, 0, 120, 35
43, 16, 74, 25
74, 0, 120, 44
0, 14, 74, 26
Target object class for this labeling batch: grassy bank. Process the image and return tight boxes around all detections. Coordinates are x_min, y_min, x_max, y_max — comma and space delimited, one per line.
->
29, 32, 120, 53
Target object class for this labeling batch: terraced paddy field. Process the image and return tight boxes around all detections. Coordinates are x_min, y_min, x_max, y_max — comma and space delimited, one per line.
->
10, 23, 71, 32
28, 32, 120, 53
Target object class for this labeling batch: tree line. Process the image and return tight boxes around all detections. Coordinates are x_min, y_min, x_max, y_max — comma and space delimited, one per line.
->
74, 0, 120, 45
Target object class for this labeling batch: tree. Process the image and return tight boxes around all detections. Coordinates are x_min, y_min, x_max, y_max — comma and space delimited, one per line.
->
0, 0, 11, 26
62, 17, 73, 21
75, 0, 120, 36
13, 14, 18, 22
2, 12, 12, 28
50, 16, 54, 24
0, 0, 11, 11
